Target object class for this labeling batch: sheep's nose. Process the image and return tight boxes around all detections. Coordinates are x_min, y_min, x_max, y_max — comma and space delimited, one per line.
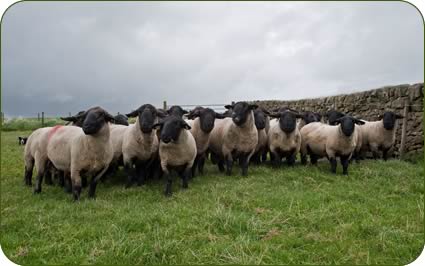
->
234, 117, 240, 123
162, 137, 171, 143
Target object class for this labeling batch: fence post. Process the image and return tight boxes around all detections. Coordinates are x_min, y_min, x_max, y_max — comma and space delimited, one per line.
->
1, 112, 3, 125
399, 98, 409, 158
163, 101, 167, 110
38, 113, 40, 121
41, 112, 45, 127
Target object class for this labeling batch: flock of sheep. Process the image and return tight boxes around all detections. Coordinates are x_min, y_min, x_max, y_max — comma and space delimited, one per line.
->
22, 102, 403, 200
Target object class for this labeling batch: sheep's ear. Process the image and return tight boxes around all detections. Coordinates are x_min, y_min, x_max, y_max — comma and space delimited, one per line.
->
249, 104, 258, 110
395, 114, 404, 119
60, 116, 77, 122
182, 109, 189, 114
104, 111, 115, 122
126, 110, 139, 118
272, 108, 281, 113
188, 109, 201, 119
354, 118, 365, 125
224, 104, 233, 109
296, 113, 304, 119
215, 113, 226, 119
157, 110, 168, 118
269, 113, 281, 118
334, 117, 343, 124
152, 122, 163, 130
262, 109, 271, 115
181, 121, 191, 130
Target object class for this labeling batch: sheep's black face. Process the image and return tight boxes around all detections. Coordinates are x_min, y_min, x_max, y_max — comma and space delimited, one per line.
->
254, 109, 267, 130
114, 114, 129, 126
336, 116, 365, 137
327, 110, 345, 125
139, 105, 157, 133
82, 107, 114, 135
155, 117, 191, 143
279, 111, 298, 133
18, 137, 28, 145
229, 102, 257, 126
168, 106, 188, 118
303, 111, 321, 125
199, 108, 216, 133
382, 111, 403, 130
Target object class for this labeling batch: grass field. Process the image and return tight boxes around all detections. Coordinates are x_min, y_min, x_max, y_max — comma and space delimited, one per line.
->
1, 130, 423, 264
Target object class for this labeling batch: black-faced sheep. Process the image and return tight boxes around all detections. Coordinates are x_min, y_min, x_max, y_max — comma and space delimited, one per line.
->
186, 107, 224, 177
325, 110, 345, 125
47, 107, 115, 200
300, 116, 365, 175
18, 136, 28, 145
208, 102, 258, 176
250, 108, 270, 164
110, 104, 165, 187
358, 111, 404, 160
167, 105, 188, 118
153, 116, 197, 196
268, 110, 303, 166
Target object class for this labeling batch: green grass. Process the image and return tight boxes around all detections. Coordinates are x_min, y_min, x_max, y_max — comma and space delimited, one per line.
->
1, 130, 423, 265
1, 118, 66, 131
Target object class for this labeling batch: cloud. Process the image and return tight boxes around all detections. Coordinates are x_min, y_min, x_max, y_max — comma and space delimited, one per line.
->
1, 1, 423, 116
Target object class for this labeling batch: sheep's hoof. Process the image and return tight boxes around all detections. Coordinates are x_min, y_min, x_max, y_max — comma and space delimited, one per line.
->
33, 188, 41, 194
164, 191, 172, 197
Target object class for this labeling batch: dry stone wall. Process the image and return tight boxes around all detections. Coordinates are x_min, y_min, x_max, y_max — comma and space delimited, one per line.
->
253, 83, 424, 156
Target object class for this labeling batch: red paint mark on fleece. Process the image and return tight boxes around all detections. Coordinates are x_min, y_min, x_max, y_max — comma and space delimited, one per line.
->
48, 125, 63, 141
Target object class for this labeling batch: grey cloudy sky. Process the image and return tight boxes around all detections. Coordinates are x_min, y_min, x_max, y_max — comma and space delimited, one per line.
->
1, 1, 423, 117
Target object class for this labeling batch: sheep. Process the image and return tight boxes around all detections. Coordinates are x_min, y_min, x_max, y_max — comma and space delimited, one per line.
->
110, 104, 165, 187
167, 105, 188, 117
358, 111, 404, 160
267, 110, 303, 166
24, 127, 53, 189
18, 136, 28, 145
153, 116, 197, 196
208, 102, 258, 176
113, 114, 129, 126
186, 107, 224, 177
297, 111, 322, 130
300, 116, 365, 175
47, 106, 115, 200
325, 110, 345, 125
250, 108, 270, 164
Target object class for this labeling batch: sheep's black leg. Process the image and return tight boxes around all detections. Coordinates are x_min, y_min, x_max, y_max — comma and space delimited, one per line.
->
261, 149, 268, 163
44, 170, 53, 185
64, 173, 72, 193
72, 184, 81, 201
124, 162, 136, 188
310, 154, 318, 165
181, 168, 190, 189
136, 162, 146, 186
340, 155, 350, 175
191, 156, 199, 178
24, 166, 33, 186
329, 157, 337, 174
382, 149, 389, 161
301, 154, 307, 165
218, 160, 225, 173
372, 150, 380, 160
81, 176, 88, 188
33, 172, 44, 194
198, 154, 206, 175
240, 153, 249, 176
271, 152, 280, 167
250, 152, 260, 165
164, 170, 173, 197
88, 172, 100, 198
287, 153, 296, 166
226, 155, 233, 176
58, 171, 65, 187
